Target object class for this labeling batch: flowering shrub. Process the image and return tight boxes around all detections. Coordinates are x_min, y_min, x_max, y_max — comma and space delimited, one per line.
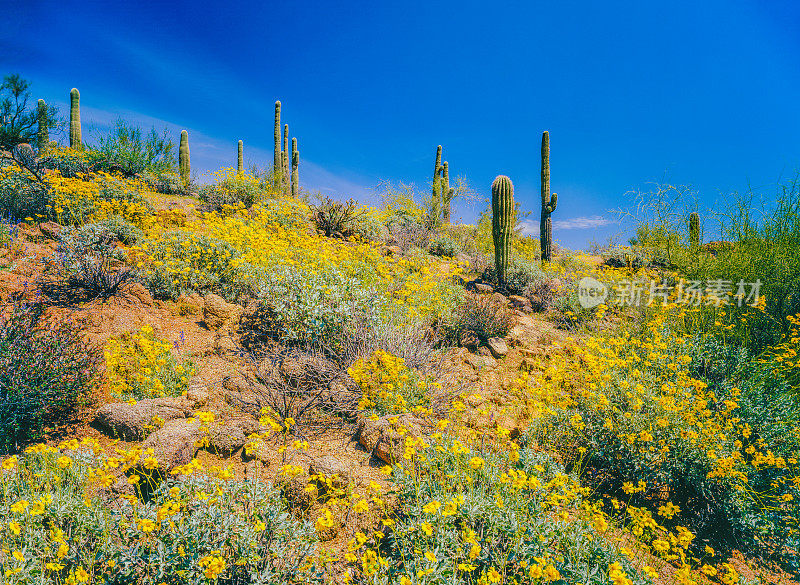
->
349, 350, 432, 415
0, 302, 99, 453
428, 234, 460, 258
0, 164, 50, 219
0, 440, 321, 584
104, 325, 196, 400
199, 167, 274, 211
523, 305, 800, 570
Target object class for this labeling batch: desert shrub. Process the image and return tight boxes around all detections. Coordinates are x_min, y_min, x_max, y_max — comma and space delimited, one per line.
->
137, 230, 251, 301
101, 214, 145, 245
0, 301, 99, 452
440, 294, 514, 344
90, 118, 175, 177
199, 168, 271, 212
603, 244, 672, 270
348, 207, 386, 242
363, 433, 651, 585
104, 325, 196, 400
0, 444, 322, 584
311, 196, 366, 237
51, 222, 135, 299
37, 145, 91, 178
428, 234, 459, 257
523, 306, 800, 571
0, 164, 50, 220
483, 257, 547, 296
349, 349, 432, 415
139, 170, 188, 194
248, 264, 380, 349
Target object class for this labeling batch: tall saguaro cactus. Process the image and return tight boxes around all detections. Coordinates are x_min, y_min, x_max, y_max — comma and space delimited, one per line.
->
37, 99, 49, 153
179, 130, 190, 185
442, 160, 454, 224
282, 124, 290, 195
433, 145, 442, 199
540, 131, 558, 262
492, 175, 515, 289
689, 212, 700, 249
291, 137, 299, 198
69, 88, 82, 149
273, 101, 282, 190
237, 140, 244, 174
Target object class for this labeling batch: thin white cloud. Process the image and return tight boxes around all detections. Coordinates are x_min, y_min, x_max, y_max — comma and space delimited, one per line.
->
520, 215, 613, 235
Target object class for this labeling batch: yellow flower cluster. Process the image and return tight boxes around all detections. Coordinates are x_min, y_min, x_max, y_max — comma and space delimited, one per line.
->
349, 350, 432, 414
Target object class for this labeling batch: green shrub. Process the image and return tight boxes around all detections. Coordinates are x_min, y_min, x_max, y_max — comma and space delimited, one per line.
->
349, 210, 386, 242
0, 448, 322, 583
0, 164, 50, 220
0, 301, 100, 453
428, 234, 459, 257
483, 257, 546, 296
440, 294, 514, 344
90, 118, 176, 177
199, 168, 270, 211
101, 214, 145, 245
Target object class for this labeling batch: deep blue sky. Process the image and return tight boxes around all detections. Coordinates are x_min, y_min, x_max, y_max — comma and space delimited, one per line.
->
3, 1, 800, 249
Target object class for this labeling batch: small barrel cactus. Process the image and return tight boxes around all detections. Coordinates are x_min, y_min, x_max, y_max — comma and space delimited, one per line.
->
273, 101, 282, 190
69, 88, 81, 149
37, 99, 49, 153
237, 140, 243, 174
291, 137, 299, 198
492, 175, 515, 289
179, 130, 190, 185
689, 212, 700, 249
540, 131, 557, 262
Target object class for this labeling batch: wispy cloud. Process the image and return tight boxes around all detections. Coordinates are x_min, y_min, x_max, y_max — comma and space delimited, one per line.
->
519, 215, 613, 236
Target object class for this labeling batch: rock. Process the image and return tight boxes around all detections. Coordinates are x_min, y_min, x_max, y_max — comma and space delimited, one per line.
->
93, 397, 194, 441
207, 425, 247, 457
381, 245, 402, 256
277, 473, 317, 509
124, 282, 154, 306
508, 295, 532, 313
186, 383, 210, 406
141, 419, 201, 475
486, 337, 509, 359
203, 293, 243, 330
214, 334, 238, 354
459, 331, 479, 351
357, 413, 425, 465
476, 346, 493, 357
309, 456, 351, 489
474, 283, 494, 294
465, 352, 497, 370
38, 221, 62, 240
228, 415, 266, 437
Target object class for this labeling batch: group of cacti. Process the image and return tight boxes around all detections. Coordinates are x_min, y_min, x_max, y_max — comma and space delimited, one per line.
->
61, 88, 301, 193
490, 131, 557, 288
273, 101, 300, 197
432, 145, 455, 224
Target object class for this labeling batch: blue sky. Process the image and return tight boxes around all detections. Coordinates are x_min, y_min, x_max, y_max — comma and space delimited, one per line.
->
3, 1, 800, 249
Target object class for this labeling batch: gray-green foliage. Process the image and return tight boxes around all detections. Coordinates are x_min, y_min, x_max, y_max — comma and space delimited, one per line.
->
428, 234, 459, 257
483, 257, 546, 296
0, 163, 50, 219
0, 74, 60, 153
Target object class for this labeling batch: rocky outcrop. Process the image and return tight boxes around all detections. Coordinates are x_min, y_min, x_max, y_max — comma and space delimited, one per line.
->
357, 413, 426, 465
203, 293, 243, 330
93, 397, 195, 441
486, 337, 509, 359
141, 418, 201, 475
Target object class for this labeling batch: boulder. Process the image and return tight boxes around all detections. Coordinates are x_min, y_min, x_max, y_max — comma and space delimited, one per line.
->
203, 293, 243, 330
277, 473, 317, 509
309, 456, 351, 489
126, 283, 154, 306
474, 282, 494, 294
207, 425, 247, 457
464, 352, 497, 370
141, 419, 201, 475
93, 397, 194, 441
357, 413, 426, 465
508, 295, 532, 313
459, 331, 479, 351
38, 221, 62, 241
486, 337, 509, 359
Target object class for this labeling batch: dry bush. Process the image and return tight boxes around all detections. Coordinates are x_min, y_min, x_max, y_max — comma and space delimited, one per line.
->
440, 294, 514, 344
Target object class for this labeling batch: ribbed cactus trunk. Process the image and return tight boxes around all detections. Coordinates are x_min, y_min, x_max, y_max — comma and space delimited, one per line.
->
179, 130, 190, 186
37, 99, 49, 153
689, 212, 700, 249
291, 137, 299, 198
282, 124, 290, 196
442, 161, 452, 224
237, 140, 243, 175
273, 101, 282, 190
540, 131, 558, 263
433, 145, 442, 199
69, 88, 81, 149
492, 175, 515, 289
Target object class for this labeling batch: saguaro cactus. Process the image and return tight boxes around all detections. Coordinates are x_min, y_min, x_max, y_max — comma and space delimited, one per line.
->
492, 175, 515, 289
179, 130, 190, 185
37, 99, 49, 153
442, 160, 455, 224
433, 145, 442, 198
69, 88, 81, 149
689, 212, 700, 249
273, 101, 282, 190
282, 124, 290, 195
237, 140, 243, 174
540, 131, 558, 262
291, 137, 299, 198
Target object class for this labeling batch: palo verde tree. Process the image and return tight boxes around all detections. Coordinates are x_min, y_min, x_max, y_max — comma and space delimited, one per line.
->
0, 74, 60, 153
